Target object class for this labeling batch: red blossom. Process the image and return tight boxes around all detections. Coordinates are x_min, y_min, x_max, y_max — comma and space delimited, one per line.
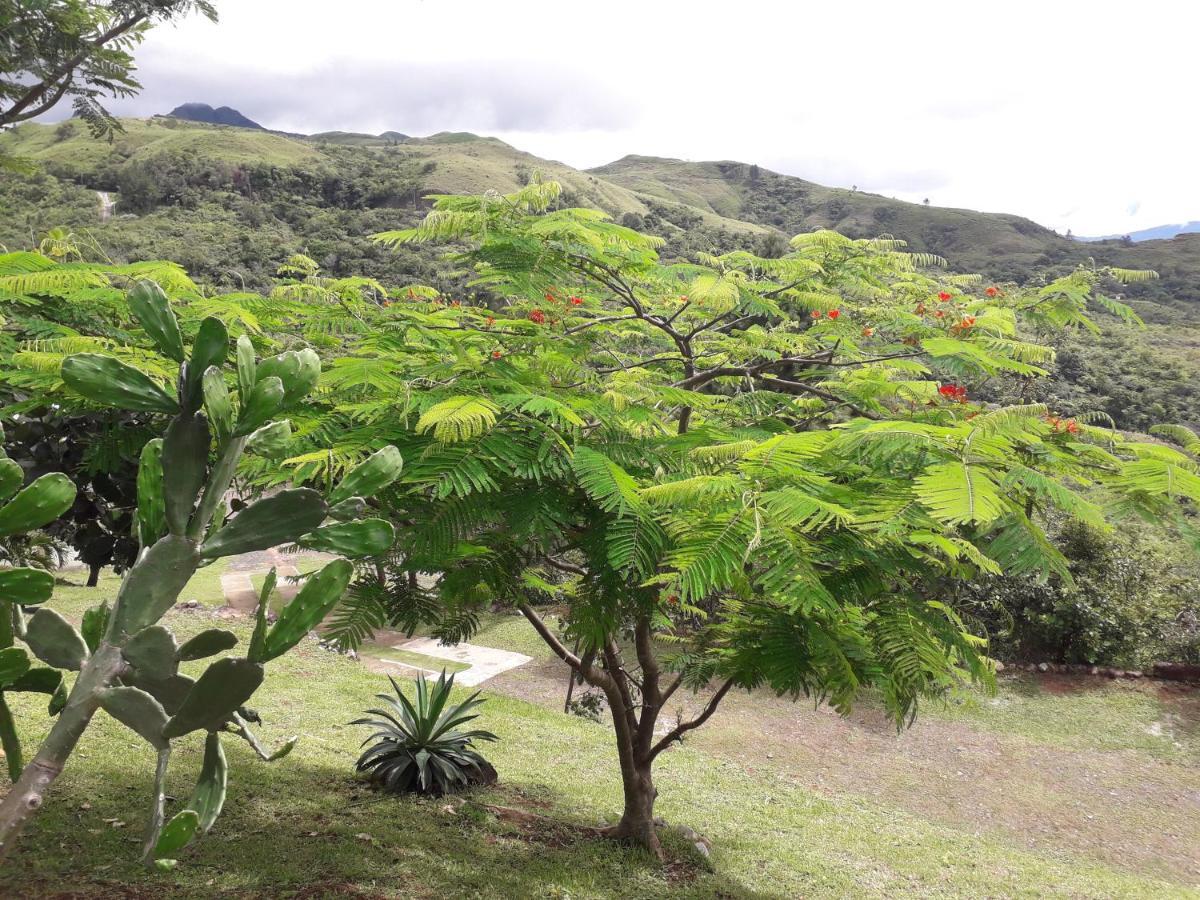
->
528, 309, 546, 324
961, 315, 976, 327
985, 286, 999, 297
492, 350, 502, 359
811, 310, 823, 319
1066, 420, 1080, 434
486, 316, 495, 327
938, 291, 952, 302
934, 309, 945, 318
545, 292, 556, 303
939, 384, 968, 402
570, 296, 583, 306
827, 309, 841, 319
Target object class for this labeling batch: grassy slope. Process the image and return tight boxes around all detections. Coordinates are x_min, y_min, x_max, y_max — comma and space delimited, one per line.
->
590, 155, 1200, 295
5, 117, 1197, 289
590, 156, 1064, 267
1, 571, 1194, 898
5, 118, 327, 171
0, 121, 762, 237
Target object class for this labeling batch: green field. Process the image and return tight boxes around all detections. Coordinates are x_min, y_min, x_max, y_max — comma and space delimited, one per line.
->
2, 567, 1196, 898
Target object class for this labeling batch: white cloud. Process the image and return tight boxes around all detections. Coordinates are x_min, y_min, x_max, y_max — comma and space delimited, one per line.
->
46, 0, 1200, 235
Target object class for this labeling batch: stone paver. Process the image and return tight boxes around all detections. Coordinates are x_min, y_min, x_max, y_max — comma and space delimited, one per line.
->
393, 636, 532, 686
217, 550, 534, 686
219, 571, 258, 611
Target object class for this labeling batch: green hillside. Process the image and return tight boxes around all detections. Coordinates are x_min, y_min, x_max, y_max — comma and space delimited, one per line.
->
2, 116, 1198, 430
6, 116, 327, 170
590, 154, 1195, 287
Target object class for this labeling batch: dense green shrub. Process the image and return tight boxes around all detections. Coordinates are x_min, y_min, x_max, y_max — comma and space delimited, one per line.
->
963, 519, 1200, 666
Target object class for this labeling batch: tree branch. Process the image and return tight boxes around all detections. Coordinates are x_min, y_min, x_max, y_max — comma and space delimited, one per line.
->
648, 678, 735, 760
1, 13, 149, 127
517, 601, 582, 671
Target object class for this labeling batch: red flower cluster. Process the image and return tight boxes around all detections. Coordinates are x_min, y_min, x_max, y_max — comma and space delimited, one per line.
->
486, 316, 495, 327
1046, 416, 1080, 434
827, 309, 841, 319
528, 309, 546, 324
492, 350, 503, 360
811, 310, 822, 319
961, 315, 976, 327
985, 286, 999, 297
938, 291, 952, 302
570, 296, 584, 306
545, 292, 556, 303
939, 384, 968, 402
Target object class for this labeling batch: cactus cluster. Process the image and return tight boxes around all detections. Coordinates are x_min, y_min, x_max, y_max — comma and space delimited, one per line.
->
0, 281, 403, 868
0, 427, 78, 783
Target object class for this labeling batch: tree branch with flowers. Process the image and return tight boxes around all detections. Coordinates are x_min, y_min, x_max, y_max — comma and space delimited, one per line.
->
283, 180, 1192, 858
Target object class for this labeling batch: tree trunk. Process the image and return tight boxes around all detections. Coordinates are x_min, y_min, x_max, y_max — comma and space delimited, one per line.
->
86, 564, 101, 588
608, 761, 661, 858
0, 642, 124, 860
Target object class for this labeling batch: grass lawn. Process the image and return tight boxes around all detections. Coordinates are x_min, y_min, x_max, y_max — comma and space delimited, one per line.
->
1, 568, 1196, 898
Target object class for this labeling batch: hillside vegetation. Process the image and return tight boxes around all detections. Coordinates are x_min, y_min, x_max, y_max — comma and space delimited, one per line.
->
2, 115, 1198, 431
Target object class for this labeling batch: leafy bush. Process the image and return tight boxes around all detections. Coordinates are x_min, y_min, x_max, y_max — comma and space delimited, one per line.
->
962, 519, 1200, 667
354, 671, 497, 796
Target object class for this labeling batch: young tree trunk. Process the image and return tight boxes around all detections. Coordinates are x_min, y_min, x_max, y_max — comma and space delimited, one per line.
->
86, 563, 101, 587
0, 642, 124, 860
608, 759, 661, 857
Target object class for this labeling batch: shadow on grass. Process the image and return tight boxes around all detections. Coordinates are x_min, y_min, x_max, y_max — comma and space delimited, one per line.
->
0, 752, 773, 899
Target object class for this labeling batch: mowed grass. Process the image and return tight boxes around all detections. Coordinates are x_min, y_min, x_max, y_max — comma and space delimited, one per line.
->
1, 570, 1195, 898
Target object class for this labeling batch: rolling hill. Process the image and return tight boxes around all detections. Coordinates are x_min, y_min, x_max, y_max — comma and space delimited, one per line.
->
1, 114, 1198, 431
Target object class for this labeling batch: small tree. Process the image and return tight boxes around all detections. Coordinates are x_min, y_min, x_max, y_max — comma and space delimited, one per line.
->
303, 182, 1190, 857
0, 280, 402, 866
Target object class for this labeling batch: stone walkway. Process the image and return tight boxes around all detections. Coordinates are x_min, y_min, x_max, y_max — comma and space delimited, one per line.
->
381, 636, 532, 686
218, 550, 531, 686
219, 548, 304, 611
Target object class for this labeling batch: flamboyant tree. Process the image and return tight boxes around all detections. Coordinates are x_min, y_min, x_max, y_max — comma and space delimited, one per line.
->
3, 192, 1195, 859
287, 182, 1193, 856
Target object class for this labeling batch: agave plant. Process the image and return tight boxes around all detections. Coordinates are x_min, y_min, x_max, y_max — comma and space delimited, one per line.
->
354, 671, 497, 796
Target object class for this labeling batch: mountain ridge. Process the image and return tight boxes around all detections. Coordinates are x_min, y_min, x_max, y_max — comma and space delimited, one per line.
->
166, 102, 264, 130
1078, 221, 1200, 243
3, 114, 1197, 310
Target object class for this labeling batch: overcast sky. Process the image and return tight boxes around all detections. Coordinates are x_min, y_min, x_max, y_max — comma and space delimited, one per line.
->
41, 0, 1200, 235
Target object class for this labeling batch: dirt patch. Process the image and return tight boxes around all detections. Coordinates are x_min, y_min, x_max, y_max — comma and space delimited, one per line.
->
486, 655, 1200, 886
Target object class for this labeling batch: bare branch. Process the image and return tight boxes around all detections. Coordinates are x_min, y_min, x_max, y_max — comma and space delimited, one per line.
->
648, 679, 735, 760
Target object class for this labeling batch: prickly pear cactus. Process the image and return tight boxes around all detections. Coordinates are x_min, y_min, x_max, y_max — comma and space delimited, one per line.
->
0, 280, 402, 868
0, 423, 77, 783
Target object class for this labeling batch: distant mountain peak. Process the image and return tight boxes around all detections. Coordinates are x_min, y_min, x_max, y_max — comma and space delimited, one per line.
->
166, 103, 263, 130
1076, 221, 1200, 243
